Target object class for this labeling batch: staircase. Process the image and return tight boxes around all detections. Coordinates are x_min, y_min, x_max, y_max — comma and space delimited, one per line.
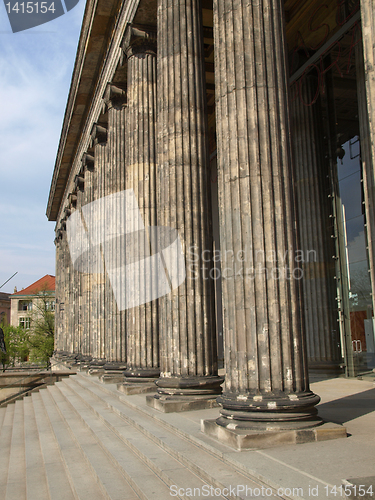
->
0, 372, 286, 500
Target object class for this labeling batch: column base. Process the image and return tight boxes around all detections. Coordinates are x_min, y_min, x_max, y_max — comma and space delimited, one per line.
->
217, 390, 321, 430
118, 368, 160, 394
86, 358, 105, 376
202, 419, 347, 450
123, 368, 160, 378
103, 362, 127, 371
146, 393, 220, 413
146, 375, 224, 412
98, 362, 127, 382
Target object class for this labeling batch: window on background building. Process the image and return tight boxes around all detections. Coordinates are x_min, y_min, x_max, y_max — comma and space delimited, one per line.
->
19, 301, 32, 312
19, 317, 31, 329
45, 301, 55, 311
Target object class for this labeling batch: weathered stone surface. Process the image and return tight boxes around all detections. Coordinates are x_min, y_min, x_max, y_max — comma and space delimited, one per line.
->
122, 26, 160, 379
202, 419, 347, 451
81, 152, 94, 357
103, 86, 127, 362
213, 0, 320, 429
151, 0, 222, 403
291, 75, 341, 374
357, 20, 375, 321
147, 395, 219, 413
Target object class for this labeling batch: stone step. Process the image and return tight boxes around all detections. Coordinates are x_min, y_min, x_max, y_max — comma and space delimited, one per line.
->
73, 373, 226, 453
39, 387, 113, 500
73, 373, 332, 500
5, 400, 26, 500
68, 373, 283, 499
58, 377, 224, 499
54, 380, 194, 500
23, 395, 50, 500
31, 391, 77, 500
0, 404, 15, 500
0, 406, 6, 431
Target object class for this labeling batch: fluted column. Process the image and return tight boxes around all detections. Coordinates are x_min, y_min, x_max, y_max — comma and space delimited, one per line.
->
102, 84, 127, 366
72, 182, 84, 355
291, 76, 341, 374
122, 26, 160, 379
80, 155, 94, 357
63, 177, 81, 356
359, 1, 375, 316
54, 229, 64, 352
64, 205, 75, 354
61, 228, 70, 352
153, 0, 222, 403
90, 128, 107, 362
212, 0, 320, 429
104, 84, 126, 369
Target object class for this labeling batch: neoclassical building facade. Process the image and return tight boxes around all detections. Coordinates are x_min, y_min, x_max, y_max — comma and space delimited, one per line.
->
48, 0, 375, 434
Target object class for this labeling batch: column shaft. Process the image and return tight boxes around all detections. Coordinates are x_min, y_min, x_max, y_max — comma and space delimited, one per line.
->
91, 142, 107, 361
358, 3, 375, 316
291, 77, 341, 373
155, 0, 222, 397
213, 0, 320, 429
104, 92, 127, 363
54, 233, 64, 352
81, 157, 94, 357
123, 28, 160, 378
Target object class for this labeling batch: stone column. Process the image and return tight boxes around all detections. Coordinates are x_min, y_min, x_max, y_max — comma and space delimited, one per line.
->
148, 0, 223, 411
209, 0, 320, 433
60, 227, 69, 353
68, 173, 84, 357
101, 87, 127, 370
359, 1, 375, 316
63, 202, 74, 355
72, 179, 85, 356
121, 26, 160, 385
291, 76, 341, 375
90, 128, 107, 365
54, 229, 64, 353
100, 85, 128, 378
80, 154, 94, 359
56, 226, 69, 354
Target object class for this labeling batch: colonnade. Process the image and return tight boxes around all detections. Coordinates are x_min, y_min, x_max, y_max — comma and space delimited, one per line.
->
53, 0, 375, 432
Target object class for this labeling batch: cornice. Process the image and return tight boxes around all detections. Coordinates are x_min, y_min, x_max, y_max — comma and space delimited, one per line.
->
47, 0, 141, 222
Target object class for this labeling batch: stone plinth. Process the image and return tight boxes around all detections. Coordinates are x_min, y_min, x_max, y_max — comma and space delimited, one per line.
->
202, 420, 347, 451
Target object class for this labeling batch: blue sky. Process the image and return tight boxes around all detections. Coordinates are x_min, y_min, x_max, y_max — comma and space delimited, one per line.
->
0, 0, 85, 293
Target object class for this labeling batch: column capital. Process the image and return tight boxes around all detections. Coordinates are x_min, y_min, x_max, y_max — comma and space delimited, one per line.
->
90, 123, 107, 146
103, 83, 127, 109
122, 23, 157, 59
82, 152, 95, 171
74, 173, 84, 192
68, 193, 77, 208
54, 228, 63, 245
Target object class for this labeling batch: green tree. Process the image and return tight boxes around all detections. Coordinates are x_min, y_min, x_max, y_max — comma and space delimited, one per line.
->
27, 289, 55, 368
0, 324, 30, 371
